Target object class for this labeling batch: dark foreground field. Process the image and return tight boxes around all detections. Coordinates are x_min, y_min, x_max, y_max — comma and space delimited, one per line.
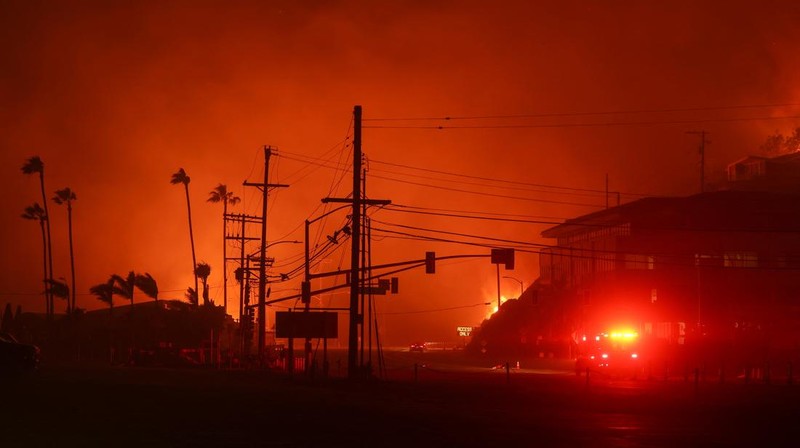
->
3, 352, 800, 447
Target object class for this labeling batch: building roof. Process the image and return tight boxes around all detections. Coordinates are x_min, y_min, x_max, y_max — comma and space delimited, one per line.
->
542, 190, 800, 239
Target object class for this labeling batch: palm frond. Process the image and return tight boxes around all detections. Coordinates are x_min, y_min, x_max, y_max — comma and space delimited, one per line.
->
194, 262, 211, 279
170, 168, 190, 185
21, 156, 43, 175
53, 187, 77, 205
110, 272, 135, 299
185, 287, 198, 306
135, 272, 158, 300
207, 183, 226, 203
46, 278, 70, 300
89, 282, 114, 306
21, 203, 46, 221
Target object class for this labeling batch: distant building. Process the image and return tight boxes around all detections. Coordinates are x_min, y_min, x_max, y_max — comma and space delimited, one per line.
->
725, 151, 800, 194
536, 190, 800, 353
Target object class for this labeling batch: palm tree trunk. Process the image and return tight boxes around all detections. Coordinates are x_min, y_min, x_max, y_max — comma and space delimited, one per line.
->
39, 220, 48, 316
67, 203, 76, 313
222, 202, 228, 313
184, 185, 199, 300
39, 173, 53, 319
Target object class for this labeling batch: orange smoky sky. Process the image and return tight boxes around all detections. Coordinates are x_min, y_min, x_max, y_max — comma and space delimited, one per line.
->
2, 0, 800, 346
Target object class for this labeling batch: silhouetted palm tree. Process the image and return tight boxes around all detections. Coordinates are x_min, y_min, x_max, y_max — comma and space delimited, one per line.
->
195, 262, 212, 306
135, 272, 158, 303
111, 271, 136, 314
171, 168, 199, 304
46, 278, 70, 313
185, 287, 198, 306
21, 203, 49, 315
207, 184, 240, 312
89, 279, 115, 317
53, 187, 77, 313
22, 156, 53, 319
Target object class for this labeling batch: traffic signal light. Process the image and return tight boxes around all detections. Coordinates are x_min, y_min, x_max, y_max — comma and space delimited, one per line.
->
505, 249, 515, 270
244, 307, 255, 334
391, 277, 399, 294
425, 251, 436, 274
491, 248, 515, 270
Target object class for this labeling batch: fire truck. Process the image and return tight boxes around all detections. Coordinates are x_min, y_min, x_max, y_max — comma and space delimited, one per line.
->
574, 329, 643, 377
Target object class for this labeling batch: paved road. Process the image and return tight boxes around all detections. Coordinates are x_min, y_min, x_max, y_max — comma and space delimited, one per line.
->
2, 359, 798, 447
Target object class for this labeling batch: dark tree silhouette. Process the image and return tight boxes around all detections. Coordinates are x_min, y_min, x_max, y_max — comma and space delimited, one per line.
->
135, 272, 159, 303
22, 156, 54, 319
111, 271, 136, 314
46, 278, 70, 313
53, 187, 78, 313
21, 203, 49, 316
760, 127, 800, 156
195, 262, 212, 306
185, 287, 198, 307
208, 183, 240, 313
89, 279, 115, 316
171, 168, 199, 304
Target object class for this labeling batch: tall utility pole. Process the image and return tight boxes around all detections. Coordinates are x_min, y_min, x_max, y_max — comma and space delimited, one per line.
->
349, 106, 364, 379
243, 146, 288, 360
322, 105, 390, 379
224, 212, 261, 354
688, 130, 710, 193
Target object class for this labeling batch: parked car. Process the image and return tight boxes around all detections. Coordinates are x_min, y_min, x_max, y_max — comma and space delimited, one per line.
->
0, 332, 40, 372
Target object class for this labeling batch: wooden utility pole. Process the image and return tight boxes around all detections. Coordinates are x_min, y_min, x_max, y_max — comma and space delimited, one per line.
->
322, 105, 390, 379
243, 146, 288, 361
224, 212, 261, 355
349, 106, 363, 378
688, 131, 710, 193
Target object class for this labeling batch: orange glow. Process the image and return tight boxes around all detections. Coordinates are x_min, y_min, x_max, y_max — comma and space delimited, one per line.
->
3, 2, 800, 349
485, 295, 509, 319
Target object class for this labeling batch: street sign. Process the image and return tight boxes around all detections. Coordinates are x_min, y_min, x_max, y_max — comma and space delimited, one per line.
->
457, 326, 473, 337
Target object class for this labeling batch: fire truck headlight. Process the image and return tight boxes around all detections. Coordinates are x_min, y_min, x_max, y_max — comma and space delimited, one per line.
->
631, 353, 638, 359
601, 353, 608, 359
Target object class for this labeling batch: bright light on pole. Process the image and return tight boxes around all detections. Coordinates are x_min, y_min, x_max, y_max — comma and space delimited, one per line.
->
503, 276, 524, 298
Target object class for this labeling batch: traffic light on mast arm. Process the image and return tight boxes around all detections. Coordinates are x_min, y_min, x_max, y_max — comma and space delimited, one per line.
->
491, 248, 515, 270
425, 251, 435, 274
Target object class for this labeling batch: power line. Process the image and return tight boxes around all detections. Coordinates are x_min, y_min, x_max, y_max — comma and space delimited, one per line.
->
369, 167, 619, 200
386, 203, 570, 220
362, 102, 800, 122
371, 159, 645, 197
372, 219, 541, 248
364, 114, 800, 130
384, 205, 568, 225
370, 173, 604, 208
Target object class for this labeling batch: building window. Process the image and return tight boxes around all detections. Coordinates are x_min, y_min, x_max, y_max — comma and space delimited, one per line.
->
723, 252, 758, 268
776, 254, 800, 269
625, 254, 654, 270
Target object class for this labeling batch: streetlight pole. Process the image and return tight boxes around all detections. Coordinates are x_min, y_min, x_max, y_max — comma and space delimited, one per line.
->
503, 276, 524, 298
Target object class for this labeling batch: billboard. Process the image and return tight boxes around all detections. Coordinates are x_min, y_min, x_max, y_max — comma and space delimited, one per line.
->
275, 312, 338, 339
